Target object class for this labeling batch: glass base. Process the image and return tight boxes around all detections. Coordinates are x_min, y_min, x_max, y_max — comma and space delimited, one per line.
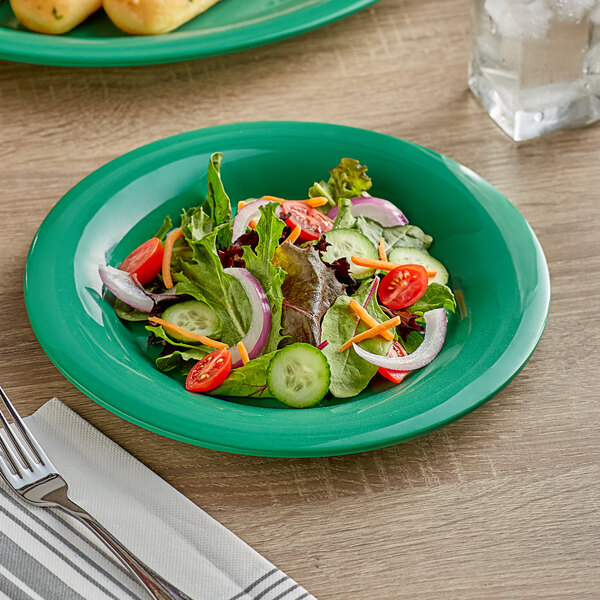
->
469, 63, 600, 141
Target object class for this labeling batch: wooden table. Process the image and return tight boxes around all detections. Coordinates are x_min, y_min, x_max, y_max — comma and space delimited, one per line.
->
1, 1, 599, 598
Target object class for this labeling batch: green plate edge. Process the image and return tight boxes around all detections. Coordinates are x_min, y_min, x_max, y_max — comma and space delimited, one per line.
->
0, 0, 379, 67
24, 121, 551, 457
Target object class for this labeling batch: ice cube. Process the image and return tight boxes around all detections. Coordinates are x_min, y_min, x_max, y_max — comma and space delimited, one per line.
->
484, 0, 554, 38
549, 0, 597, 21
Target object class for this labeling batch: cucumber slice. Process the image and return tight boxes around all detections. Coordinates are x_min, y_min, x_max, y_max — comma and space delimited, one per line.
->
267, 343, 331, 408
388, 247, 449, 285
161, 300, 220, 341
322, 229, 378, 280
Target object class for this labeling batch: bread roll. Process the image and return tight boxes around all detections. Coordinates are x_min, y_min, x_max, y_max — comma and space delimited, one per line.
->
104, 0, 222, 35
10, 0, 102, 34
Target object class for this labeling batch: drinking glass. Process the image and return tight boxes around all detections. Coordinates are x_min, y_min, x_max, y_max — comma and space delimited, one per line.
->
469, 0, 600, 140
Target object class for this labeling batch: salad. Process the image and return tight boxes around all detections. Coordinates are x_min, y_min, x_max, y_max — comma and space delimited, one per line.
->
100, 154, 456, 408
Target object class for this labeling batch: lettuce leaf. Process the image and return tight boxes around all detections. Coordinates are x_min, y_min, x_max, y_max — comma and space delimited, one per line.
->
172, 274, 209, 304
407, 283, 456, 315
320, 279, 392, 398
153, 216, 173, 241
328, 158, 372, 200
308, 181, 335, 208
155, 348, 211, 374
204, 152, 232, 249
355, 217, 433, 251
272, 242, 346, 347
176, 226, 251, 347
179, 153, 232, 251
212, 352, 278, 398
146, 325, 213, 373
146, 324, 210, 350
333, 197, 356, 230
308, 158, 371, 209
181, 206, 213, 244
240, 203, 287, 353
401, 331, 424, 354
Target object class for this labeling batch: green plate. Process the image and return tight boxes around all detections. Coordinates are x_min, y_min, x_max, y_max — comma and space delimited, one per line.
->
0, 0, 378, 67
24, 122, 550, 457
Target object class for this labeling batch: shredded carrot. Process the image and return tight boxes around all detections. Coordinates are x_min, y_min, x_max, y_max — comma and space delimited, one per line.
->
338, 315, 401, 352
378, 237, 387, 261
162, 228, 183, 289
237, 341, 250, 365
351, 256, 437, 278
238, 200, 247, 211
283, 224, 301, 244
304, 197, 329, 208
248, 219, 258, 229
148, 317, 228, 350
261, 195, 328, 208
348, 299, 394, 341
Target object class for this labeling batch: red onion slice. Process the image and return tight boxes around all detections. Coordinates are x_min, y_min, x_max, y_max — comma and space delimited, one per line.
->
225, 267, 271, 368
232, 199, 271, 243
353, 308, 447, 371
327, 196, 408, 227
99, 265, 154, 312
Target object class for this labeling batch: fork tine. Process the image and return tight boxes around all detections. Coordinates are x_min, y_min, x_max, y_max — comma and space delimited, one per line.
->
0, 386, 43, 470
0, 429, 24, 479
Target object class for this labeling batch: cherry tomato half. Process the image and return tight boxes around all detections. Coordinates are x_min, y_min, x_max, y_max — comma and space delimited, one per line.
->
120, 238, 164, 285
186, 349, 232, 393
378, 264, 428, 309
281, 200, 334, 241
378, 340, 409, 384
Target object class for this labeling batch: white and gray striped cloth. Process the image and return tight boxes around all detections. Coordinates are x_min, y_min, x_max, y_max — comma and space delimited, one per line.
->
0, 399, 316, 600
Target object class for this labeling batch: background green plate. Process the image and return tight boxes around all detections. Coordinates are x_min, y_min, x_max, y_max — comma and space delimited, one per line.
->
0, 0, 379, 67
24, 121, 550, 457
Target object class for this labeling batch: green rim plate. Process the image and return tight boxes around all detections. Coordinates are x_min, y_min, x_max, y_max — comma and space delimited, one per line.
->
0, 0, 379, 67
24, 121, 550, 457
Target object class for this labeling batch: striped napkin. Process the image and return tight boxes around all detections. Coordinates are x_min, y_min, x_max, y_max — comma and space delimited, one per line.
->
0, 399, 316, 600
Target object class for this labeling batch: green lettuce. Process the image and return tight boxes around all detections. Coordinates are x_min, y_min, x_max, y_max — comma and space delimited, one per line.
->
309, 158, 372, 209
355, 217, 433, 251
401, 331, 424, 354
308, 181, 335, 208
320, 279, 392, 398
333, 197, 356, 230
172, 274, 209, 304
181, 206, 213, 244
176, 226, 251, 347
155, 348, 211, 374
240, 203, 287, 353
179, 153, 232, 250
153, 216, 173, 241
407, 283, 456, 315
203, 152, 232, 249
146, 325, 213, 374
329, 158, 372, 200
212, 352, 278, 398
146, 324, 210, 350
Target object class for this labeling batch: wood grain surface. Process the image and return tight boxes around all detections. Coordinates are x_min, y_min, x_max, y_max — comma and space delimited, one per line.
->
1, 0, 599, 598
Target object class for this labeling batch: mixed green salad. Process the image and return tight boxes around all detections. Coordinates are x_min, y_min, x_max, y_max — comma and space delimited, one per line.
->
99, 154, 456, 408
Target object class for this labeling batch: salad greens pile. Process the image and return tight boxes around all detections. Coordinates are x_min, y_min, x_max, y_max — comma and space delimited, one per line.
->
104, 153, 456, 408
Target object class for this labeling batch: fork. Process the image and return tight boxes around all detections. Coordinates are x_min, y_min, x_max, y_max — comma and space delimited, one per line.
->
0, 386, 193, 600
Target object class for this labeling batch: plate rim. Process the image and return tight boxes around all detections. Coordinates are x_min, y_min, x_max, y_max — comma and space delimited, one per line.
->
24, 121, 551, 457
0, 0, 379, 67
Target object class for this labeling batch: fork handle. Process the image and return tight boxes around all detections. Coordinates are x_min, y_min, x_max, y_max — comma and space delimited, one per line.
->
70, 510, 194, 600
